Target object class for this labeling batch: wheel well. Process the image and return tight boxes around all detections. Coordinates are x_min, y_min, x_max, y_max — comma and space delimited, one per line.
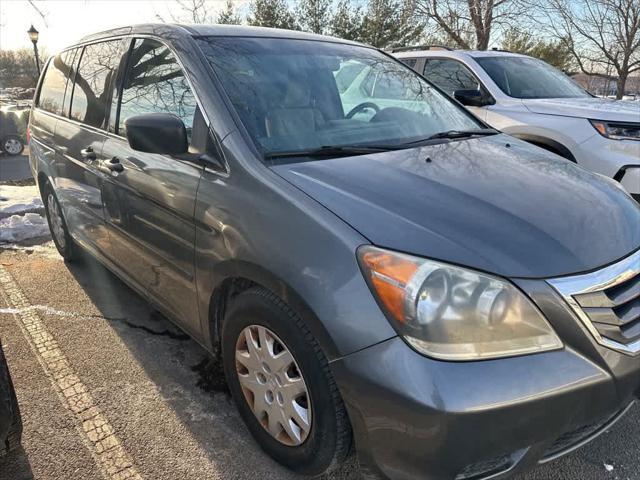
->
530, 141, 571, 161
206, 270, 338, 361
37, 172, 49, 197
208, 277, 259, 353
514, 134, 576, 162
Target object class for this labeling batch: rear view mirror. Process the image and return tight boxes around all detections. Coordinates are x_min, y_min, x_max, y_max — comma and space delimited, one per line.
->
454, 89, 489, 107
124, 113, 188, 155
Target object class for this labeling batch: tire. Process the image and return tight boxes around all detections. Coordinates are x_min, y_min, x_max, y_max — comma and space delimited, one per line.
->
2, 135, 24, 156
3, 372, 22, 455
0, 345, 22, 455
222, 287, 352, 476
42, 182, 79, 262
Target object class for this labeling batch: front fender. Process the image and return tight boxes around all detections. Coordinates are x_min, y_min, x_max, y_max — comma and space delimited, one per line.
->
193, 138, 397, 360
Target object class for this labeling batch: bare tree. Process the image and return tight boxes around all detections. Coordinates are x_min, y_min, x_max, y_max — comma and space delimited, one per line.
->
415, 0, 523, 50
157, 0, 217, 23
538, 0, 640, 98
27, 0, 49, 27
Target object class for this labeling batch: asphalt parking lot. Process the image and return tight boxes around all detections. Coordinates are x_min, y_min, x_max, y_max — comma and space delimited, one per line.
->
0, 176, 639, 480
0, 150, 31, 183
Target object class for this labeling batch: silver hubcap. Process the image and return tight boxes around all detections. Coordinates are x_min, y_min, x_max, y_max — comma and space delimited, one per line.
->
4, 138, 21, 154
47, 193, 66, 248
235, 325, 312, 446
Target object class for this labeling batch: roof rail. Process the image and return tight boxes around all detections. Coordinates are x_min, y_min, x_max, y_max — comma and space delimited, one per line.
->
390, 45, 454, 53
491, 47, 512, 52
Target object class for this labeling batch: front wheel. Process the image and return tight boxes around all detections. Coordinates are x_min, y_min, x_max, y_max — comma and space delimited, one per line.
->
222, 287, 352, 475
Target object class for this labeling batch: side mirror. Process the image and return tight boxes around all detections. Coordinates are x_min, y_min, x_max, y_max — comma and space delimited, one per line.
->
124, 113, 188, 155
453, 89, 489, 107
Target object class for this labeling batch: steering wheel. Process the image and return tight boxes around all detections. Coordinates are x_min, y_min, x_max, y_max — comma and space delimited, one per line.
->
345, 102, 381, 119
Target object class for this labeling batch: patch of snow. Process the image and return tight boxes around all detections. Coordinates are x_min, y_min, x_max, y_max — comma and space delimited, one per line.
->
604, 463, 614, 472
0, 185, 43, 217
0, 213, 50, 243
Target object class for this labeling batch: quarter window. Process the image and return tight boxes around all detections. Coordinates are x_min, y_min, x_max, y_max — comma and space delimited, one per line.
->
37, 50, 75, 115
118, 39, 197, 139
423, 59, 481, 95
70, 40, 124, 128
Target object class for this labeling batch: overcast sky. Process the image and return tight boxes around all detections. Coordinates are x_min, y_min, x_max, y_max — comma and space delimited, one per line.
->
0, 0, 247, 54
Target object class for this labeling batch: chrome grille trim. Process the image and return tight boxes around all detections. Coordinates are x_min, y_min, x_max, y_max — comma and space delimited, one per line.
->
547, 249, 640, 356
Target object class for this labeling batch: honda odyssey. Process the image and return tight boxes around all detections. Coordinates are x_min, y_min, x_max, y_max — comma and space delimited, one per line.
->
29, 25, 640, 480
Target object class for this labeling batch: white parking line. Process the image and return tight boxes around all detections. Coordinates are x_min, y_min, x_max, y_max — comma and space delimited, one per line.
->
0, 265, 143, 480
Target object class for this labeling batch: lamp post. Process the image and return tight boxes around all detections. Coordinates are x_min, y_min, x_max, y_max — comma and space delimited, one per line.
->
27, 24, 40, 76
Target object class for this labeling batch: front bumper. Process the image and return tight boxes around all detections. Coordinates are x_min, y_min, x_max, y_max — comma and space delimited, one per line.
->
331, 279, 640, 480
576, 134, 639, 195
614, 166, 640, 200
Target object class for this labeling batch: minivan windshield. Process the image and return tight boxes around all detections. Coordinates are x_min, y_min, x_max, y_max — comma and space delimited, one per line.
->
197, 37, 482, 158
475, 56, 590, 99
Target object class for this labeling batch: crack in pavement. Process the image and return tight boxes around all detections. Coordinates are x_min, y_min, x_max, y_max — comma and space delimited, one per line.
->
0, 305, 190, 341
0, 264, 143, 480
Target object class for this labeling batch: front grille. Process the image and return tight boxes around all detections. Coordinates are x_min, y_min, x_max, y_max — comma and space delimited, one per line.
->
548, 249, 640, 355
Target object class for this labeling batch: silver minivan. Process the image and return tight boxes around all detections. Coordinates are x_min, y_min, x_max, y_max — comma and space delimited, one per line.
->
30, 24, 640, 480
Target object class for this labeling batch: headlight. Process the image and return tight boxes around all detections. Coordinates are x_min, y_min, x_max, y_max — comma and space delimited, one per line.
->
358, 246, 563, 360
590, 120, 640, 141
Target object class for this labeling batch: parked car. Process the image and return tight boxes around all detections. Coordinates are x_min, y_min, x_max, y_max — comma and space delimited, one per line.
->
29, 25, 640, 480
0, 110, 25, 156
0, 341, 22, 456
393, 47, 640, 201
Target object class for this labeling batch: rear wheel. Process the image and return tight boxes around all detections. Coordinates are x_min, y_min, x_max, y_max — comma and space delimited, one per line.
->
222, 287, 352, 475
43, 183, 78, 261
2, 136, 24, 156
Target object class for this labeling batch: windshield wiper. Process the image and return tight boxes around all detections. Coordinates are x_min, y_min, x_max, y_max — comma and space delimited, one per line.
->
264, 144, 401, 160
264, 130, 499, 160
425, 128, 499, 140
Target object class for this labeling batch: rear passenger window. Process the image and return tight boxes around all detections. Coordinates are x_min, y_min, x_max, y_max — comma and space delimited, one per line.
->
70, 40, 124, 128
37, 50, 75, 115
400, 58, 417, 68
118, 39, 197, 139
423, 59, 480, 95
360, 65, 419, 100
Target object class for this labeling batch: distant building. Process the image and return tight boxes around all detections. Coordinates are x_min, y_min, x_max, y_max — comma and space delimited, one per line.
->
572, 73, 640, 98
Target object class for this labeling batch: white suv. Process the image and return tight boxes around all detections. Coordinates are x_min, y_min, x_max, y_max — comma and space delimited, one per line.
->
393, 47, 640, 200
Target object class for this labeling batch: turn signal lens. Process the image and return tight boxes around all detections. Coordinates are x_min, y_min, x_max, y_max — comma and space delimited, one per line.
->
360, 249, 419, 322
591, 120, 608, 136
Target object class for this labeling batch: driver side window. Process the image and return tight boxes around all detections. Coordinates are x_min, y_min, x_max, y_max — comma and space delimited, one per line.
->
118, 38, 197, 141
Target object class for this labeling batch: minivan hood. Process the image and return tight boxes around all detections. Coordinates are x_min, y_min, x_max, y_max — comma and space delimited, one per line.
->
523, 97, 640, 122
272, 136, 640, 278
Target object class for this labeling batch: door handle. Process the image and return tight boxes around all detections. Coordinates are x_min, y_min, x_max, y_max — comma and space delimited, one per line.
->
80, 146, 96, 161
101, 157, 124, 173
